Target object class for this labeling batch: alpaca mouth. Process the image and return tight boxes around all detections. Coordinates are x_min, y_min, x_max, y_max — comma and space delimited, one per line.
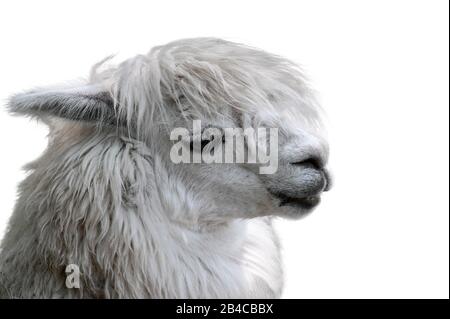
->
276, 193, 321, 210
280, 195, 321, 209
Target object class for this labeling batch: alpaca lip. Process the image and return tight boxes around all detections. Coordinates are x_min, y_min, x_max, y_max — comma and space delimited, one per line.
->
277, 194, 321, 209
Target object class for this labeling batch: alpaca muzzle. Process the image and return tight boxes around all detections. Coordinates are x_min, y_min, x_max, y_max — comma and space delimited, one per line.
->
263, 157, 332, 211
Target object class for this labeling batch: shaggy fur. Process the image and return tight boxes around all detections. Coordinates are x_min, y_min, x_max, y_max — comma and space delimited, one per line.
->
0, 38, 330, 298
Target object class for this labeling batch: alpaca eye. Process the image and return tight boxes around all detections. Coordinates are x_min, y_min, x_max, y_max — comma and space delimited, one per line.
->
201, 139, 210, 151
189, 139, 212, 153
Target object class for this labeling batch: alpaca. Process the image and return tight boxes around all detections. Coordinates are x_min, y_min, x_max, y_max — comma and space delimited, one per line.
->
0, 38, 331, 298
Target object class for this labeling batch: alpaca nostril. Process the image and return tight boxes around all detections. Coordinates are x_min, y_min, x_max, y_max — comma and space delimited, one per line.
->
291, 157, 323, 170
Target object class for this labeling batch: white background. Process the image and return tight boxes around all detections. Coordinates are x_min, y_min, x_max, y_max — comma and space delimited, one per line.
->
0, 0, 448, 298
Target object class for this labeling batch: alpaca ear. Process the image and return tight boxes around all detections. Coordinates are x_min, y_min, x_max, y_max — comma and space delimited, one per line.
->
8, 83, 121, 125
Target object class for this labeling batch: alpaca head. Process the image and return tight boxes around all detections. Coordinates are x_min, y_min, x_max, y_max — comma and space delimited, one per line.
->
9, 38, 331, 225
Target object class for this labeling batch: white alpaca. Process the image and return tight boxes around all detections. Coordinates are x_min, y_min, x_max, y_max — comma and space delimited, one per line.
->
0, 38, 330, 298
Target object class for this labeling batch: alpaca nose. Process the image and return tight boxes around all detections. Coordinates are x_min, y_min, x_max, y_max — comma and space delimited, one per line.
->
290, 157, 332, 193
261, 132, 332, 204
